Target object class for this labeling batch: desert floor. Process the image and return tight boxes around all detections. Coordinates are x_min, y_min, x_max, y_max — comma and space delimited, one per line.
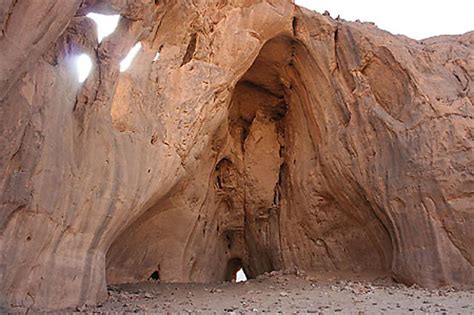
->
48, 271, 474, 314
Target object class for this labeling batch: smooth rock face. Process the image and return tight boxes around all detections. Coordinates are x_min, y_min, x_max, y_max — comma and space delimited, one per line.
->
0, 0, 472, 311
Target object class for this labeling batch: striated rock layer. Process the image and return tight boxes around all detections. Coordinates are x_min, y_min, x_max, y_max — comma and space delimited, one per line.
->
0, 0, 473, 311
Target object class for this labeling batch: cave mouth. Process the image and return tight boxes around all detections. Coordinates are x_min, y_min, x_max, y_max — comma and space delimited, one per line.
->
105, 34, 392, 287
220, 34, 392, 279
148, 270, 160, 281
225, 258, 248, 282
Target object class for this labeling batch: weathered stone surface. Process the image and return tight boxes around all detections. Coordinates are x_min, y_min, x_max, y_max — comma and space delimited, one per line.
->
0, 0, 472, 311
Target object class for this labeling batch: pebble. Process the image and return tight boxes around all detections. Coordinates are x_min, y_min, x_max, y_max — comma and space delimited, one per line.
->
143, 292, 153, 299
210, 288, 223, 293
75, 304, 87, 312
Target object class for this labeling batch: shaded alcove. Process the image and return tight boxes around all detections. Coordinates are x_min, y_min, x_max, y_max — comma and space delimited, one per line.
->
105, 34, 393, 287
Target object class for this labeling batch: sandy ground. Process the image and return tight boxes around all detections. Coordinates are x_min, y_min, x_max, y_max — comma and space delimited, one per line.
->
44, 271, 474, 314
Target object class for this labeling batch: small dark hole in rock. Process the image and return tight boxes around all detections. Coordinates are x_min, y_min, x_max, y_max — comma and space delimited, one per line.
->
149, 270, 160, 281
26, 236, 31, 241
181, 33, 197, 66
151, 134, 158, 144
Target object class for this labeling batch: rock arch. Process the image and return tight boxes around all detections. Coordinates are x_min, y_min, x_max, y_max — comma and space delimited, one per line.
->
0, 0, 472, 312
104, 34, 393, 286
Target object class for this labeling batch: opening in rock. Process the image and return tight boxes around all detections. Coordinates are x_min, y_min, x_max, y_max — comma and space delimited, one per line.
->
226, 258, 247, 282
181, 33, 197, 66
86, 13, 120, 43
76, 53, 93, 83
149, 270, 160, 281
120, 42, 142, 72
105, 34, 391, 288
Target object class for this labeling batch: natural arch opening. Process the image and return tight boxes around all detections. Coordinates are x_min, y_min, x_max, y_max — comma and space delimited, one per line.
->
105, 34, 392, 287
225, 258, 248, 282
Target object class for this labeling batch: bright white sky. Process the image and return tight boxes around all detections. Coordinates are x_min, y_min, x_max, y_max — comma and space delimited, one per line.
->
120, 42, 142, 72
236, 268, 247, 282
76, 14, 140, 82
295, 0, 474, 39
77, 54, 92, 83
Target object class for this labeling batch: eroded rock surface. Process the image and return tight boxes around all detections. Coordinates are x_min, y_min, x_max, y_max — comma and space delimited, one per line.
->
0, 0, 473, 311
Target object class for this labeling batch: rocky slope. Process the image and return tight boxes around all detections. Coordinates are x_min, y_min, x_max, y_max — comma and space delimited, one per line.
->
0, 0, 473, 311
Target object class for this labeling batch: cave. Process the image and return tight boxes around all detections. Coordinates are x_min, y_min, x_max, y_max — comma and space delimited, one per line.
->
2, 1, 472, 311
105, 35, 392, 286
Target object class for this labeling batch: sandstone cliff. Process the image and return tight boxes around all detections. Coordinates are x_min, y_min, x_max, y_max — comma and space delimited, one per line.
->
0, 0, 473, 311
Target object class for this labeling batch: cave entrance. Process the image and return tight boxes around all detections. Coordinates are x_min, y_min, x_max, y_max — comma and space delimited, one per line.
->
225, 258, 248, 282
224, 33, 392, 279
223, 35, 294, 278
105, 33, 392, 287
148, 270, 160, 281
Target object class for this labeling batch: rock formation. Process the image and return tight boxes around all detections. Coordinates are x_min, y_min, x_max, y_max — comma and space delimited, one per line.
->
0, 0, 472, 311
